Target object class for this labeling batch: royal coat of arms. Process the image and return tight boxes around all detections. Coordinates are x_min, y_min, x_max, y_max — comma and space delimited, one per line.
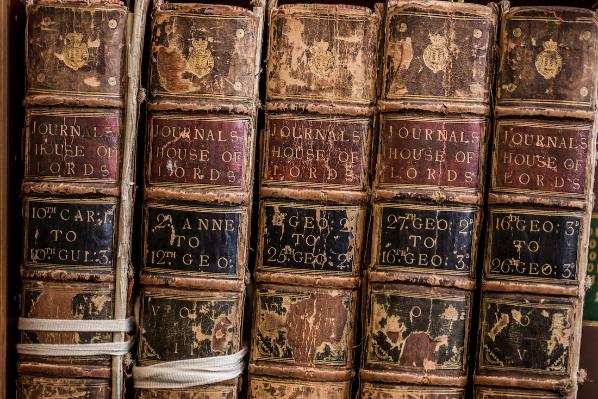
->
308, 41, 335, 79
62, 32, 89, 71
423, 34, 450, 73
535, 39, 562, 80
188, 38, 214, 79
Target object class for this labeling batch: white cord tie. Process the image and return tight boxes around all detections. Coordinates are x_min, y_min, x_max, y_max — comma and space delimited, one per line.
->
17, 341, 134, 356
133, 348, 248, 389
18, 317, 135, 332
16, 317, 136, 356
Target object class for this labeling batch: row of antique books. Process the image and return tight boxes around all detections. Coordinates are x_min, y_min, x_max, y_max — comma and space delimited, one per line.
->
14, 0, 598, 398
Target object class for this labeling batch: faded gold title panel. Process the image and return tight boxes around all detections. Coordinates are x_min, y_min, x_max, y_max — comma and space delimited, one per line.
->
361, 383, 465, 399
18, 377, 110, 399
365, 285, 470, 373
262, 116, 369, 191
27, 3, 127, 97
143, 203, 244, 279
138, 289, 241, 365
376, 116, 486, 192
479, 293, 574, 375
23, 197, 116, 272
485, 208, 582, 284
475, 387, 561, 399
25, 109, 120, 183
136, 386, 237, 399
252, 288, 354, 369
250, 377, 350, 399
257, 202, 363, 276
372, 203, 478, 276
21, 281, 114, 345
492, 120, 591, 198
147, 115, 250, 189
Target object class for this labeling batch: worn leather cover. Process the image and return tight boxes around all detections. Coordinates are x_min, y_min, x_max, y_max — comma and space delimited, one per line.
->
474, 386, 566, 399
360, 1, 497, 397
134, 2, 264, 398
17, 376, 112, 399
495, 7, 598, 120
17, 1, 130, 397
474, 5, 598, 398
148, 3, 258, 110
264, 3, 379, 116
379, 0, 496, 116
361, 382, 466, 399
25, 2, 127, 109
247, 3, 380, 398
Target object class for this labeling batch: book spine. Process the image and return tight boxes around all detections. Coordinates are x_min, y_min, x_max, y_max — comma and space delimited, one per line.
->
133, 2, 264, 398
360, 1, 498, 398
247, 3, 380, 398
17, 1, 133, 398
474, 5, 598, 398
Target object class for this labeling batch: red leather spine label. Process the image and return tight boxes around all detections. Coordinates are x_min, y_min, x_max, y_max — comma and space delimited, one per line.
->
377, 116, 485, 191
147, 115, 250, 188
263, 116, 369, 190
25, 110, 120, 183
492, 120, 591, 197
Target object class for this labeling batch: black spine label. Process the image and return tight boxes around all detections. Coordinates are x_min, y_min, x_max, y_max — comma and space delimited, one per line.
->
143, 204, 242, 278
366, 288, 470, 371
24, 198, 116, 271
479, 295, 573, 374
375, 204, 477, 275
259, 202, 361, 275
138, 291, 240, 363
486, 208, 582, 283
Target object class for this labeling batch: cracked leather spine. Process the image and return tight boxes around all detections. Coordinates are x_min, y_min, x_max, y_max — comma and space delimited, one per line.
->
359, 1, 498, 398
133, 1, 264, 398
473, 5, 598, 399
247, 2, 381, 398
17, 1, 133, 398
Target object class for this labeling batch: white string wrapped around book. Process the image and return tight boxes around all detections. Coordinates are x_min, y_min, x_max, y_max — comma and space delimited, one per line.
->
132, 347, 248, 389
16, 317, 135, 356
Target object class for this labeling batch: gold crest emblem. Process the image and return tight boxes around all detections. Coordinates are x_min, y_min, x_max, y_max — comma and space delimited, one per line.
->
308, 42, 335, 79
535, 39, 562, 80
423, 34, 450, 73
63, 32, 89, 71
188, 39, 214, 79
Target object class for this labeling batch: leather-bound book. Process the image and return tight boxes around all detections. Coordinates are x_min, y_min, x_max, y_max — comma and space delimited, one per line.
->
474, 5, 598, 398
132, 1, 264, 398
359, 1, 498, 398
247, 2, 380, 398
16, 0, 147, 397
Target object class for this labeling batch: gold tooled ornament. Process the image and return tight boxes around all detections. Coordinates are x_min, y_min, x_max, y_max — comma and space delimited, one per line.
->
308, 41, 335, 79
535, 39, 562, 80
62, 32, 89, 71
188, 38, 214, 79
423, 34, 450, 74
